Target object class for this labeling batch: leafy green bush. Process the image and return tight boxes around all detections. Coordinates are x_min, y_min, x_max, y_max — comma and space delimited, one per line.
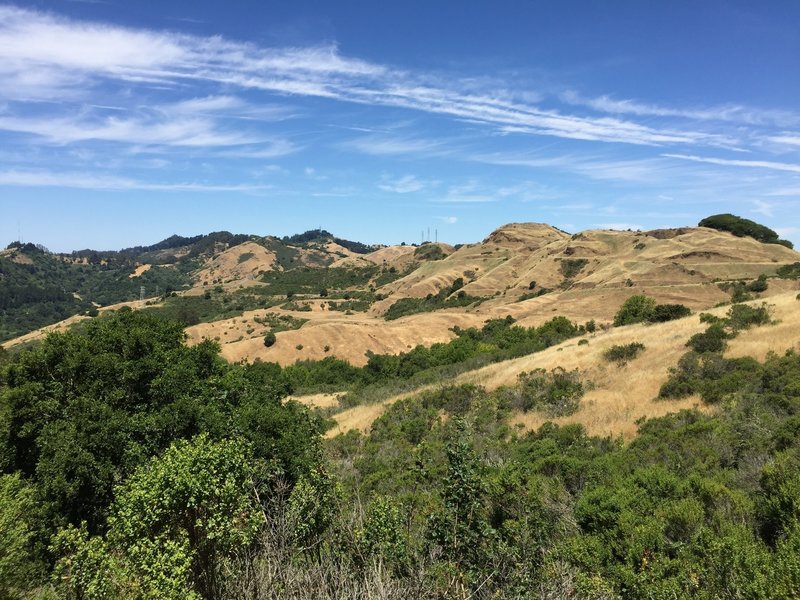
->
0, 309, 320, 544
603, 342, 645, 364
55, 435, 259, 599
560, 258, 589, 279
614, 296, 692, 326
263, 331, 277, 347
776, 262, 800, 279
384, 287, 486, 320
613, 294, 657, 326
686, 323, 728, 353
650, 303, 691, 322
512, 368, 585, 416
727, 302, 771, 331
747, 274, 768, 293
413, 244, 446, 261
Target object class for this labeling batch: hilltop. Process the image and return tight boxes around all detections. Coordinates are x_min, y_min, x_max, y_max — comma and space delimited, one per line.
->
3, 222, 799, 358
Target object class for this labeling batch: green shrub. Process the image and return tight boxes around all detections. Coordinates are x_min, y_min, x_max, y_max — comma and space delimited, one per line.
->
512, 367, 585, 416
413, 244, 445, 261
603, 342, 645, 364
776, 262, 800, 279
613, 294, 656, 326
650, 303, 691, 322
686, 323, 728, 353
560, 258, 589, 279
727, 302, 771, 331
263, 331, 277, 347
746, 274, 768, 293
384, 288, 486, 320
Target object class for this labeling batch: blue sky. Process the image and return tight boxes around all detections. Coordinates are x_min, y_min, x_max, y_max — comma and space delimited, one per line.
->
1, 1, 799, 251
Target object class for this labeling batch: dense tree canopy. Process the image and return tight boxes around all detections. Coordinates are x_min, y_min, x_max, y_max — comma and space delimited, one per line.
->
699, 213, 793, 248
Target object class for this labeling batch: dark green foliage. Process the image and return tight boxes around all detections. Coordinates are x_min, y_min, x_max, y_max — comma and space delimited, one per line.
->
237, 251, 255, 264
261, 265, 380, 297
560, 258, 589, 279
0, 310, 320, 572
603, 342, 646, 364
0, 473, 43, 595
426, 422, 495, 580
699, 213, 793, 248
614, 295, 692, 326
323, 347, 800, 597
0, 240, 199, 341
142, 294, 243, 325
727, 302, 771, 331
413, 244, 445, 261
252, 312, 307, 333
507, 368, 585, 416
686, 323, 729, 353
747, 274, 769, 293
384, 286, 485, 320
776, 262, 800, 279
660, 302, 772, 401
659, 351, 762, 402
363, 316, 579, 384
54, 435, 261, 599
263, 331, 276, 347
281, 228, 376, 254
650, 303, 691, 322
613, 294, 657, 326
719, 280, 754, 303
284, 356, 365, 390
517, 287, 552, 301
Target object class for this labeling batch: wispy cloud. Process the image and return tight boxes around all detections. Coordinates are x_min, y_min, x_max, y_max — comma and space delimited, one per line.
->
663, 153, 800, 174
378, 174, 429, 193
0, 169, 272, 192
0, 113, 262, 147
561, 90, 800, 127
438, 216, 458, 224
473, 152, 673, 183
0, 6, 767, 150
768, 134, 800, 146
752, 199, 775, 217
343, 135, 444, 156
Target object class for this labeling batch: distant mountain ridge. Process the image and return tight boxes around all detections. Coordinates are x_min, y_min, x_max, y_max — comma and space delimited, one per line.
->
2, 221, 799, 349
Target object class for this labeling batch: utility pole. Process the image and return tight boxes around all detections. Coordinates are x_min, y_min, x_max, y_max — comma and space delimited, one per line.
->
140, 286, 145, 302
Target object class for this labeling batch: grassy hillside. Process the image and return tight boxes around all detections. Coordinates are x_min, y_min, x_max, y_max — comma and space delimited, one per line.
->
2, 292, 800, 597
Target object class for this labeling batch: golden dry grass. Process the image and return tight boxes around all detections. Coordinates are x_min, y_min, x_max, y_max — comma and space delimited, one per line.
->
289, 393, 342, 410
322, 291, 800, 441
128, 264, 152, 278
194, 241, 278, 287
325, 404, 387, 438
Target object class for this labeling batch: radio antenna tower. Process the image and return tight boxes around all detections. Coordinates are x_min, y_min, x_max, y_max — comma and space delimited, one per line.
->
140, 286, 145, 302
